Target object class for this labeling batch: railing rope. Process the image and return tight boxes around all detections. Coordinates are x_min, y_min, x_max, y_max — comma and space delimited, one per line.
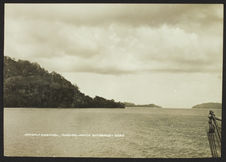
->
207, 110, 221, 158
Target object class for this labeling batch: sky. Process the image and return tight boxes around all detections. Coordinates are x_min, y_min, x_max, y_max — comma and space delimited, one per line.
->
4, 4, 223, 108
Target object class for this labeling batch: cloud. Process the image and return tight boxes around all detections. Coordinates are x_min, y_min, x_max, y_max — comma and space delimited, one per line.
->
6, 4, 222, 29
5, 4, 223, 75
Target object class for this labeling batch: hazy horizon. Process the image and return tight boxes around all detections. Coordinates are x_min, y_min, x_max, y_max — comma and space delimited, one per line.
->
4, 4, 223, 108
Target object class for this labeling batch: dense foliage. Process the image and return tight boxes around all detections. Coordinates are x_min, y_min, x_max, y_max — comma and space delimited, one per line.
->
4, 56, 125, 108
192, 102, 222, 109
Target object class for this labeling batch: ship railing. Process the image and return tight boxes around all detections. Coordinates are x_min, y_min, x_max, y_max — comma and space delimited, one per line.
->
207, 110, 221, 158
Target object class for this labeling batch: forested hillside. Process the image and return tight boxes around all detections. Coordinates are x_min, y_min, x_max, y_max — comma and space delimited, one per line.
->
4, 56, 124, 108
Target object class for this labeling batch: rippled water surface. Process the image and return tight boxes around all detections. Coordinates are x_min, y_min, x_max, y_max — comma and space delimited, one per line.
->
4, 107, 222, 158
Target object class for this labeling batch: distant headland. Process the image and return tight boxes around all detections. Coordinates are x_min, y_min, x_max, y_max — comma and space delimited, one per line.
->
123, 102, 162, 108
192, 102, 222, 109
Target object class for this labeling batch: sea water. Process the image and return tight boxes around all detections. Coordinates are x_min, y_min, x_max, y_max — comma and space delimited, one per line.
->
4, 107, 222, 158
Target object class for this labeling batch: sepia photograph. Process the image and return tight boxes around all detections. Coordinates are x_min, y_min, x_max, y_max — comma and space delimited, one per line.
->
3, 3, 223, 158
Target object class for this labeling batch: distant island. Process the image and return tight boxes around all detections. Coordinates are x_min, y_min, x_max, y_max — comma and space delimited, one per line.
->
192, 102, 222, 109
124, 102, 162, 108
4, 56, 125, 108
